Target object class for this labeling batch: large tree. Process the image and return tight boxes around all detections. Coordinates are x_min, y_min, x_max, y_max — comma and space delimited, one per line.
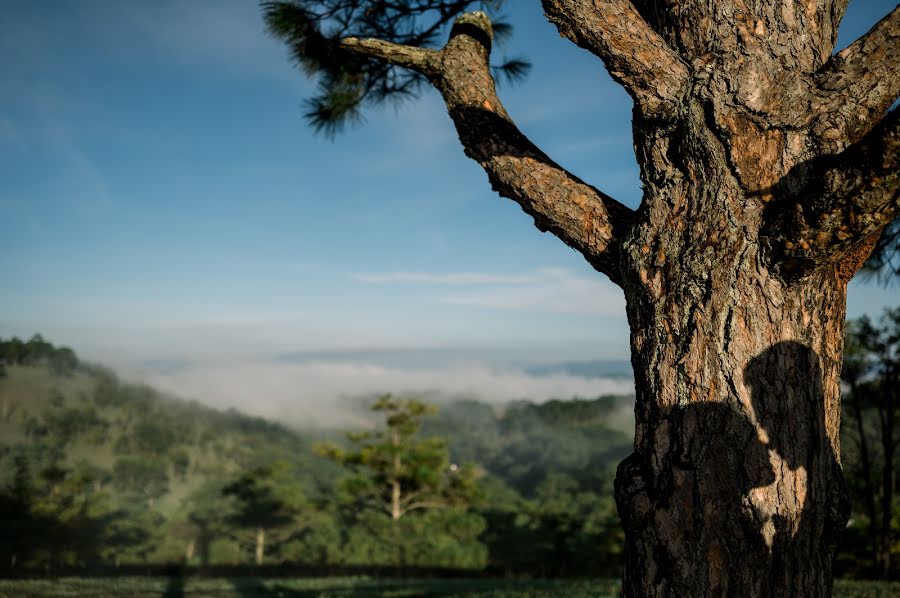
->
315, 395, 478, 523
262, 1, 899, 595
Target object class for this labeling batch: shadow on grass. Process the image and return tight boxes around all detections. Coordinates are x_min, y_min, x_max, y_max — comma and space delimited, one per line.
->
229, 577, 469, 598
162, 573, 185, 598
226, 578, 618, 598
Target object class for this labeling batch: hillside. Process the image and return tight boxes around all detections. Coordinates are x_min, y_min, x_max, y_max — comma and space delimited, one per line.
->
0, 363, 333, 513
0, 336, 634, 575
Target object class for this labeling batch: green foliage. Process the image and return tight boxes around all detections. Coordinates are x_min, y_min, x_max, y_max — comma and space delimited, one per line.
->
170, 448, 191, 480
0, 449, 131, 569
0, 348, 333, 571
43, 405, 109, 446
160, 480, 237, 565
0, 335, 633, 575
48, 347, 78, 377
112, 456, 170, 499
317, 395, 479, 521
224, 460, 307, 530
127, 419, 178, 456
839, 308, 900, 580
339, 508, 488, 569
92, 369, 126, 407
424, 396, 633, 497
0, 334, 79, 374
261, 1, 526, 136
317, 395, 486, 567
277, 511, 342, 565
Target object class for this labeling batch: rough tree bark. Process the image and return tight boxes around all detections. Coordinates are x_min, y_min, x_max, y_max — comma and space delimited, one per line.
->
326, 2, 900, 596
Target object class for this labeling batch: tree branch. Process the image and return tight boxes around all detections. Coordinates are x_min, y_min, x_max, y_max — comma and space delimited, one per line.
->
541, 0, 689, 117
400, 500, 449, 515
764, 109, 899, 281
340, 37, 439, 74
342, 12, 635, 286
814, 6, 900, 148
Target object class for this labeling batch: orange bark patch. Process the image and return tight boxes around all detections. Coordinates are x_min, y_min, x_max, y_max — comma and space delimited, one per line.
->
834, 232, 880, 284
721, 113, 785, 193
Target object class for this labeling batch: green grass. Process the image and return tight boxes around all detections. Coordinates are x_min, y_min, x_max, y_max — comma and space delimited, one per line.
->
1, 577, 609, 598
0, 578, 896, 598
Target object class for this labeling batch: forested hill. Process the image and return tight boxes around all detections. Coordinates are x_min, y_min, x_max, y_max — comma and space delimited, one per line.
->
0, 336, 633, 575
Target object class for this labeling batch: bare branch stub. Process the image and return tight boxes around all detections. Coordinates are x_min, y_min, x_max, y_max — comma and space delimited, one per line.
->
342, 12, 635, 286
339, 37, 438, 74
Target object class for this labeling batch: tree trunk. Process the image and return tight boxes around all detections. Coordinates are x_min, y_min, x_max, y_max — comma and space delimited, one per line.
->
255, 527, 265, 566
391, 480, 401, 522
391, 429, 402, 521
615, 100, 855, 595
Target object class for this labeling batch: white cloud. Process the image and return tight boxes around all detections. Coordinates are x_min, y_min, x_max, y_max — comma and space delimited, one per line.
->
355, 267, 626, 316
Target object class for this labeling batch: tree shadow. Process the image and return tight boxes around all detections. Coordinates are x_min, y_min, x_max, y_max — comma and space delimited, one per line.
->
744, 340, 849, 595
227, 577, 491, 598
661, 399, 774, 595
161, 571, 185, 598
627, 341, 850, 595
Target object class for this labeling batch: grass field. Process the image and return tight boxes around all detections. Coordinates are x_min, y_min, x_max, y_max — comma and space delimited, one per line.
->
0, 577, 897, 597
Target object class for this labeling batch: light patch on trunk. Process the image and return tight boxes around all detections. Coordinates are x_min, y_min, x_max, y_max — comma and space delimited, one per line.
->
761, 517, 776, 549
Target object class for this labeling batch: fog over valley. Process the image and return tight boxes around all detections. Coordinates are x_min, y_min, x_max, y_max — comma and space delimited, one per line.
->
125, 350, 635, 426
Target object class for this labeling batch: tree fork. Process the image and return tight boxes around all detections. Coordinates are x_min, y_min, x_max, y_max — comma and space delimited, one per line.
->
341, 12, 636, 286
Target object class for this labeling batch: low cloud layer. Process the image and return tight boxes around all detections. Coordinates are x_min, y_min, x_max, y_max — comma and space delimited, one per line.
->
136, 359, 635, 427
355, 267, 626, 317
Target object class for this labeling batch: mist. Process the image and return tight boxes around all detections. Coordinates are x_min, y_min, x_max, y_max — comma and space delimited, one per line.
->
132, 357, 635, 427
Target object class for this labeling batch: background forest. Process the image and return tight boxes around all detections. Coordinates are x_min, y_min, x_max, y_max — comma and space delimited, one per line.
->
0, 315, 896, 580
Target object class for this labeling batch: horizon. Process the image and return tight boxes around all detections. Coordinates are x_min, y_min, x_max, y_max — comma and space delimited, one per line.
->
2, 1, 897, 413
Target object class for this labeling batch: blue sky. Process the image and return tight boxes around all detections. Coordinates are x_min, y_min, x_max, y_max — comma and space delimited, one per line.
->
1, 1, 896, 415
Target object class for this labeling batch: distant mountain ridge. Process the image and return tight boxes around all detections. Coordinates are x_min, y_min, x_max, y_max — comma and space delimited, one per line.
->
523, 360, 633, 379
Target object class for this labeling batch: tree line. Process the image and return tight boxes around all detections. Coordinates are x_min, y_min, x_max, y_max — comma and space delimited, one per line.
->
0, 339, 628, 576
0, 335, 77, 377
0, 320, 896, 578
